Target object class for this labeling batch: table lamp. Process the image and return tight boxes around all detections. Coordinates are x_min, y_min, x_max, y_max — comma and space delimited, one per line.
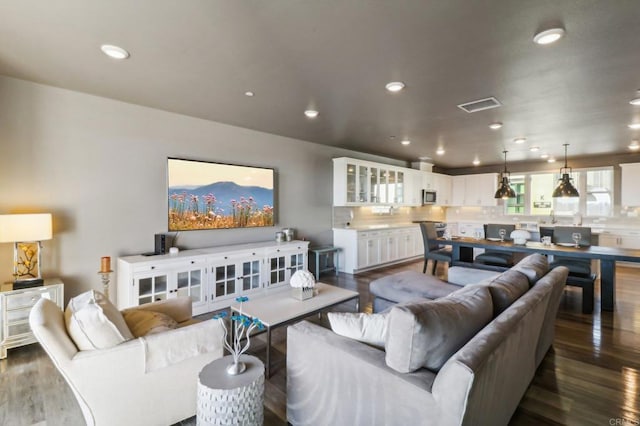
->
0, 213, 52, 289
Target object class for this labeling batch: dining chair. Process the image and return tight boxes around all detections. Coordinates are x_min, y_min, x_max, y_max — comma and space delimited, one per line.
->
474, 224, 516, 267
420, 222, 452, 275
550, 226, 595, 313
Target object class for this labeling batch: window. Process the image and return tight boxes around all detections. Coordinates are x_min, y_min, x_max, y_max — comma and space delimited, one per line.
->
506, 175, 525, 214
505, 167, 613, 217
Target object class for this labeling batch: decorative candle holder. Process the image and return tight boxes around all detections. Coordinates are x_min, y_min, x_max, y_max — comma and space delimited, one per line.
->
99, 256, 113, 300
98, 271, 113, 300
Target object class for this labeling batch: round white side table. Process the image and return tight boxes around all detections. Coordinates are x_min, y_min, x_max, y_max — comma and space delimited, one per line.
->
197, 354, 264, 426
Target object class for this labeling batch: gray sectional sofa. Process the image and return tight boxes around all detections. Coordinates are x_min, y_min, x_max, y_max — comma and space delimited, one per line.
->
287, 254, 568, 425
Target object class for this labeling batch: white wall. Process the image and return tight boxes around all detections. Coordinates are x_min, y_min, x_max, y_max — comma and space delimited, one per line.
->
0, 76, 404, 301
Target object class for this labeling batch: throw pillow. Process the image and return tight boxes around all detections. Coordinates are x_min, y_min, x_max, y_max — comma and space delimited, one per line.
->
482, 269, 530, 316
385, 286, 493, 373
64, 290, 134, 350
122, 309, 179, 338
511, 253, 549, 286
327, 311, 389, 349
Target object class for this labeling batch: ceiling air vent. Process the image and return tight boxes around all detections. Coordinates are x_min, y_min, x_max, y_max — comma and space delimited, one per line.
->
457, 97, 502, 113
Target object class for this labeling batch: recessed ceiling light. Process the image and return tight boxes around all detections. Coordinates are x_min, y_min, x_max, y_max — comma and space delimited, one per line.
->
304, 109, 319, 119
436, 148, 445, 155
533, 28, 565, 45
629, 141, 640, 150
401, 139, 411, 146
489, 122, 503, 130
630, 98, 640, 106
472, 159, 480, 166
540, 153, 549, 159
418, 156, 432, 161
514, 137, 527, 144
547, 157, 556, 163
628, 123, 640, 130
529, 146, 540, 152
100, 44, 130, 59
385, 81, 405, 92
244, 91, 255, 97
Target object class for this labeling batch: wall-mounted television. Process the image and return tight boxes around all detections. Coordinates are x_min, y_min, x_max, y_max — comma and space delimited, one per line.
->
167, 158, 275, 231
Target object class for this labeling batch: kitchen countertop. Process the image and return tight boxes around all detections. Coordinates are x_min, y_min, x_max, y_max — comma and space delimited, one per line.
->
332, 223, 419, 231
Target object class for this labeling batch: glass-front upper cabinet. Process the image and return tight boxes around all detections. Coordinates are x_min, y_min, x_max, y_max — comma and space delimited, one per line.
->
358, 165, 369, 202
396, 171, 404, 204
332, 157, 413, 206
346, 163, 357, 203
369, 167, 379, 203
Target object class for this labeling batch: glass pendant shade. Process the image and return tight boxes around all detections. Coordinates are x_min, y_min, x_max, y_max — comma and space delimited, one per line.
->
552, 144, 579, 198
494, 150, 516, 199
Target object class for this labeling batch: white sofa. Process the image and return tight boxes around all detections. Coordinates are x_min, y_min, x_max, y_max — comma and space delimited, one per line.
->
287, 255, 568, 425
29, 296, 225, 426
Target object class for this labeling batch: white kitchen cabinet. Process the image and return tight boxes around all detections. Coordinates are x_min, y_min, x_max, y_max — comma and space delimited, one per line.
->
450, 174, 498, 206
334, 226, 422, 273
333, 157, 418, 206
620, 163, 640, 206
432, 173, 453, 206
117, 240, 309, 313
598, 230, 640, 267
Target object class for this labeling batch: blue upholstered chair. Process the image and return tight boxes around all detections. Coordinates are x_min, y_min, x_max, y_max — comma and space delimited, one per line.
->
474, 224, 516, 267
420, 222, 452, 275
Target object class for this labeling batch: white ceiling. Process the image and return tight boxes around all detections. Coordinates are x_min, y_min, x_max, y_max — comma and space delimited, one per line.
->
1, 1, 639, 168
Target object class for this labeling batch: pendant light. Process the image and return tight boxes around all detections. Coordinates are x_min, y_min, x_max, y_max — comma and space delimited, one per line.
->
552, 144, 579, 198
494, 150, 516, 199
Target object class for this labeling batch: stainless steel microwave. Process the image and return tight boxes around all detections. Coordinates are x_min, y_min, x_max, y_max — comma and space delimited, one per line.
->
422, 190, 436, 204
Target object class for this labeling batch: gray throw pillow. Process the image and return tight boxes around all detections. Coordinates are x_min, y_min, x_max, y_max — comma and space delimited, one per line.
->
385, 286, 493, 373
482, 269, 530, 316
511, 254, 549, 286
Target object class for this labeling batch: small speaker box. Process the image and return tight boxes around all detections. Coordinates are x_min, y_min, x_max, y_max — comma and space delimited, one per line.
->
154, 234, 167, 254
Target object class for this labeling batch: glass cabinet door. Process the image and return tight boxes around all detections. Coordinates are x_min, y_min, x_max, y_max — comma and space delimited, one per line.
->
176, 269, 203, 302
288, 252, 306, 278
379, 170, 388, 203
268, 255, 287, 287
396, 171, 404, 204
214, 264, 236, 299
240, 260, 261, 292
369, 167, 379, 203
358, 165, 368, 202
387, 170, 396, 203
346, 163, 357, 203
136, 273, 168, 305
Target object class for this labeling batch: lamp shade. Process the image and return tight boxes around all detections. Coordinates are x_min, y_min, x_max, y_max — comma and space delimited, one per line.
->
552, 174, 580, 198
494, 177, 517, 199
0, 214, 52, 243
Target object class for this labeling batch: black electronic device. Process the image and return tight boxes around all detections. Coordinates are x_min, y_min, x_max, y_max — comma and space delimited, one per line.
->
154, 233, 167, 254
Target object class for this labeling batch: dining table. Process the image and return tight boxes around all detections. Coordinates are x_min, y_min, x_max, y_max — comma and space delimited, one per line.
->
437, 236, 640, 312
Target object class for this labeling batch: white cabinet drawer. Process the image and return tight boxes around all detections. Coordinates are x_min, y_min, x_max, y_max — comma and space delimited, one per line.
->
5, 287, 58, 310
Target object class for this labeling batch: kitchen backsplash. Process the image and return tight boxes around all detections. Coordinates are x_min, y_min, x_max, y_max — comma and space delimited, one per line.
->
332, 205, 446, 228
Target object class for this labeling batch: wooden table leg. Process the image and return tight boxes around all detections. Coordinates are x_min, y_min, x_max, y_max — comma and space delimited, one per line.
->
600, 259, 615, 311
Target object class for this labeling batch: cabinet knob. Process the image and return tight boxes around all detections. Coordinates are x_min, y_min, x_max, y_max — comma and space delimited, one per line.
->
224, 256, 228, 260
191, 260, 195, 264
151, 266, 155, 270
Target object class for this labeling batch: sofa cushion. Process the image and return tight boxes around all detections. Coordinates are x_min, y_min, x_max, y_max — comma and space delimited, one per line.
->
64, 290, 134, 350
122, 309, 179, 338
512, 253, 550, 285
385, 285, 493, 373
370, 271, 461, 304
476, 269, 530, 316
327, 311, 389, 349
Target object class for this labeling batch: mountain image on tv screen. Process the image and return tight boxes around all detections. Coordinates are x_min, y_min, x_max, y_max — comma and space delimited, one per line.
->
167, 158, 274, 231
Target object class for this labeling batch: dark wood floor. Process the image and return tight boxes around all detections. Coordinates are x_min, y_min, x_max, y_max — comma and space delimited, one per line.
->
1, 260, 639, 425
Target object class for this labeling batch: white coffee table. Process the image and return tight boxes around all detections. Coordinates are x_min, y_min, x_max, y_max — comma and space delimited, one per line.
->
231, 282, 359, 377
